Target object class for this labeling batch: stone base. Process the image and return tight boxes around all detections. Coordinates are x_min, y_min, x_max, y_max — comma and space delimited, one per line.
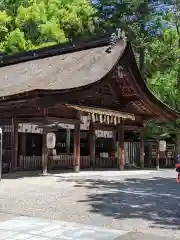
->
156, 165, 160, 170
119, 166, 124, 171
74, 166, 80, 173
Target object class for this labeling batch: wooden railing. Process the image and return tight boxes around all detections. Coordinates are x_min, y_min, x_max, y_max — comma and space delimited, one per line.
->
18, 141, 141, 170
19, 155, 91, 170
124, 142, 140, 165
80, 156, 91, 168
19, 155, 42, 170
17, 141, 176, 171
49, 154, 73, 169
146, 142, 175, 168
95, 157, 115, 168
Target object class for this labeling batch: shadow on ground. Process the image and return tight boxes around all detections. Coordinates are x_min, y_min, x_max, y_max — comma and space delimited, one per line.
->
2, 170, 43, 179
57, 175, 180, 230
1, 169, 121, 179
3, 170, 180, 230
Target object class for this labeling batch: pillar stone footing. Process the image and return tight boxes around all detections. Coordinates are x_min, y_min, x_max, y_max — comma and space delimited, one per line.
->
74, 166, 80, 173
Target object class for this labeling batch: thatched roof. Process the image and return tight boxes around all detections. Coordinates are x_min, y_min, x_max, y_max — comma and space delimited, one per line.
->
0, 32, 179, 121
0, 35, 125, 98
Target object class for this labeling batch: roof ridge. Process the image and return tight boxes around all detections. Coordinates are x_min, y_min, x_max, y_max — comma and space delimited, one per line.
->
0, 33, 119, 68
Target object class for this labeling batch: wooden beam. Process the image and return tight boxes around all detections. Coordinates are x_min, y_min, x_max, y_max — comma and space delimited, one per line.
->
14, 117, 81, 125
124, 125, 141, 131
107, 75, 140, 103
73, 122, 80, 172
156, 141, 160, 170
94, 123, 116, 131
73, 111, 81, 172
11, 118, 18, 170
89, 123, 96, 169
42, 130, 48, 175
112, 130, 117, 167
36, 91, 89, 108
93, 123, 141, 131
0, 119, 12, 125
0, 98, 37, 108
117, 119, 124, 170
140, 127, 145, 169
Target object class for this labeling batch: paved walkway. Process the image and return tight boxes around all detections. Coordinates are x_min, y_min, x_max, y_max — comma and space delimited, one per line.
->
0, 169, 179, 239
0, 216, 177, 240
0, 216, 128, 240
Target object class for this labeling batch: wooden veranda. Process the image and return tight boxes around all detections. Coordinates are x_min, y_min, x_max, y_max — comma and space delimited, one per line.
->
0, 30, 179, 173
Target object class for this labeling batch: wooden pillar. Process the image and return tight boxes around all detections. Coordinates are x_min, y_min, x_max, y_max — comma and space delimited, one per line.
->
165, 150, 168, 167
117, 120, 124, 170
42, 130, 48, 175
74, 122, 80, 172
147, 143, 152, 168
140, 128, 145, 169
156, 141, 160, 170
11, 118, 18, 170
89, 123, 95, 169
66, 129, 71, 153
112, 130, 117, 168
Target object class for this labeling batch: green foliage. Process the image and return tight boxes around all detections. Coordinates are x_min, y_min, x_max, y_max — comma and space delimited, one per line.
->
147, 29, 180, 111
0, 10, 11, 41
146, 29, 180, 77
0, 0, 98, 53
93, 0, 166, 72
146, 28, 180, 138
149, 70, 180, 110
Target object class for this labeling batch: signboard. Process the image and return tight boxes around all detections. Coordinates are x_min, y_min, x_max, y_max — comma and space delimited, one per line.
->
159, 140, 166, 152
95, 130, 113, 138
46, 132, 56, 149
18, 124, 43, 134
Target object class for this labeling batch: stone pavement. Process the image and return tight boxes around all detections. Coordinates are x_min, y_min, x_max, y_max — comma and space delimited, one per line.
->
116, 232, 177, 240
0, 216, 128, 240
0, 216, 177, 240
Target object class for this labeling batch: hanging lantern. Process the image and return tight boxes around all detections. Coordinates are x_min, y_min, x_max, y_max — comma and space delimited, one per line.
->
46, 132, 56, 149
159, 140, 166, 152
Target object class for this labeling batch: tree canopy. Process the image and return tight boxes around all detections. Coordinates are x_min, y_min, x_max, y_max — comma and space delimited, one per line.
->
0, 0, 98, 53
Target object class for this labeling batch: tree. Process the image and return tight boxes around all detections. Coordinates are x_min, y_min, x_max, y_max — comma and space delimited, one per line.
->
146, 28, 179, 77
92, 0, 167, 74
165, 0, 180, 88
0, 0, 98, 53
0, 10, 12, 51
146, 27, 180, 153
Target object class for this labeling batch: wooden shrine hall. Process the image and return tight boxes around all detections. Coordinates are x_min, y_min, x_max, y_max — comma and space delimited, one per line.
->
0, 30, 179, 174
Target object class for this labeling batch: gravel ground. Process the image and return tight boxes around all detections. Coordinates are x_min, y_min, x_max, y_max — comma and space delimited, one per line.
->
0, 169, 180, 238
